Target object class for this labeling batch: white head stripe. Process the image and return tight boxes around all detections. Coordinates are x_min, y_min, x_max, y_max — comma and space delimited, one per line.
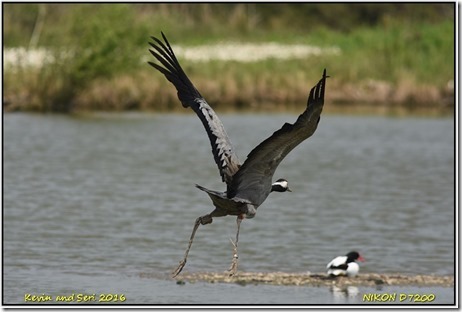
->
273, 180, 288, 188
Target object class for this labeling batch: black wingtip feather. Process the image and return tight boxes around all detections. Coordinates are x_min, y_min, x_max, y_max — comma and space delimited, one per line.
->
161, 31, 169, 45
148, 32, 204, 104
149, 32, 242, 184
308, 68, 328, 104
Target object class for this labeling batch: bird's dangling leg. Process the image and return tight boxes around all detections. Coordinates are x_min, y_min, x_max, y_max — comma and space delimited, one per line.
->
227, 215, 243, 276
172, 214, 212, 278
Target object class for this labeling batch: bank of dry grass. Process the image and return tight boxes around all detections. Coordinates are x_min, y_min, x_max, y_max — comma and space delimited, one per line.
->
4, 66, 453, 116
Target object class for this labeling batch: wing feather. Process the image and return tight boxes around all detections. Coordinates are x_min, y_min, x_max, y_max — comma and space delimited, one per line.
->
327, 256, 348, 269
148, 33, 241, 184
228, 69, 327, 203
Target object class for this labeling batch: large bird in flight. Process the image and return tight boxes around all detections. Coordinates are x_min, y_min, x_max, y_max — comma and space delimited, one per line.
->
148, 32, 327, 277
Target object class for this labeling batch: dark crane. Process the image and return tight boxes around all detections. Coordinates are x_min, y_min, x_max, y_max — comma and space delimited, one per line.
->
148, 32, 327, 277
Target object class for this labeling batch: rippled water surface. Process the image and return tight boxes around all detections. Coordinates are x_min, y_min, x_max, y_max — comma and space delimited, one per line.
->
4, 113, 454, 305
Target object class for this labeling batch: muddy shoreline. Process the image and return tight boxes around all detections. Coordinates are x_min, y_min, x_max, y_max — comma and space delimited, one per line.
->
168, 272, 454, 287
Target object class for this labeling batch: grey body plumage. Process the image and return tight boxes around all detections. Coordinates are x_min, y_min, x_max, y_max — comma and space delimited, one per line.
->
148, 32, 327, 277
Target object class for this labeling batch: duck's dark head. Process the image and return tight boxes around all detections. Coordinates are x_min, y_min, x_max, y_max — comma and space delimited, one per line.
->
271, 178, 292, 193
346, 251, 365, 263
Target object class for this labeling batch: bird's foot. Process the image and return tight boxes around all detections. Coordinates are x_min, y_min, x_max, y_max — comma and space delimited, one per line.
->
227, 238, 239, 276
172, 259, 186, 278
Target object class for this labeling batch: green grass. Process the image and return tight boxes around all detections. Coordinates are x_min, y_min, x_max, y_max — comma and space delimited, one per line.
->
303, 20, 454, 86
3, 4, 455, 114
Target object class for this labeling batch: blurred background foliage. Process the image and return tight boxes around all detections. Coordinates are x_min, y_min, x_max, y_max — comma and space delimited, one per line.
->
4, 3, 453, 46
3, 3, 455, 113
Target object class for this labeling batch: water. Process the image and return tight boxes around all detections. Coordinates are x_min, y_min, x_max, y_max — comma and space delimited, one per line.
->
3, 113, 455, 305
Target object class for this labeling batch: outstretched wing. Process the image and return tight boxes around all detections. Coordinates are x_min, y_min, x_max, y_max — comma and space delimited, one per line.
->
148, 32, 241, 184
327, 256, 348, 269
228, 70, 327, 204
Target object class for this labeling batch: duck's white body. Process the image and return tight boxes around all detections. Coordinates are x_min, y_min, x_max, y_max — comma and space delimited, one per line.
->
326, 252, 364, 277
326, 257, 360, 277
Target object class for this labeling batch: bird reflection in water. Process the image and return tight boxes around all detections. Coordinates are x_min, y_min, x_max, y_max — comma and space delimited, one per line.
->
330, 285, 360, 301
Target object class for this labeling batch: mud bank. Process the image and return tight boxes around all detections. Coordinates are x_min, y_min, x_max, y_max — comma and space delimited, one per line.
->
168, 272, 454, 287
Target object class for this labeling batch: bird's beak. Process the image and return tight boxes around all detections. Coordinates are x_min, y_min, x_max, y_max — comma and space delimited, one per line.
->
287, 187, 292, 192
358, 256, 365, 262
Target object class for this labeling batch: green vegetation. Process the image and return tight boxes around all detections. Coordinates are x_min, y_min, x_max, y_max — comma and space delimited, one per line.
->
3, 3, 455, 114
